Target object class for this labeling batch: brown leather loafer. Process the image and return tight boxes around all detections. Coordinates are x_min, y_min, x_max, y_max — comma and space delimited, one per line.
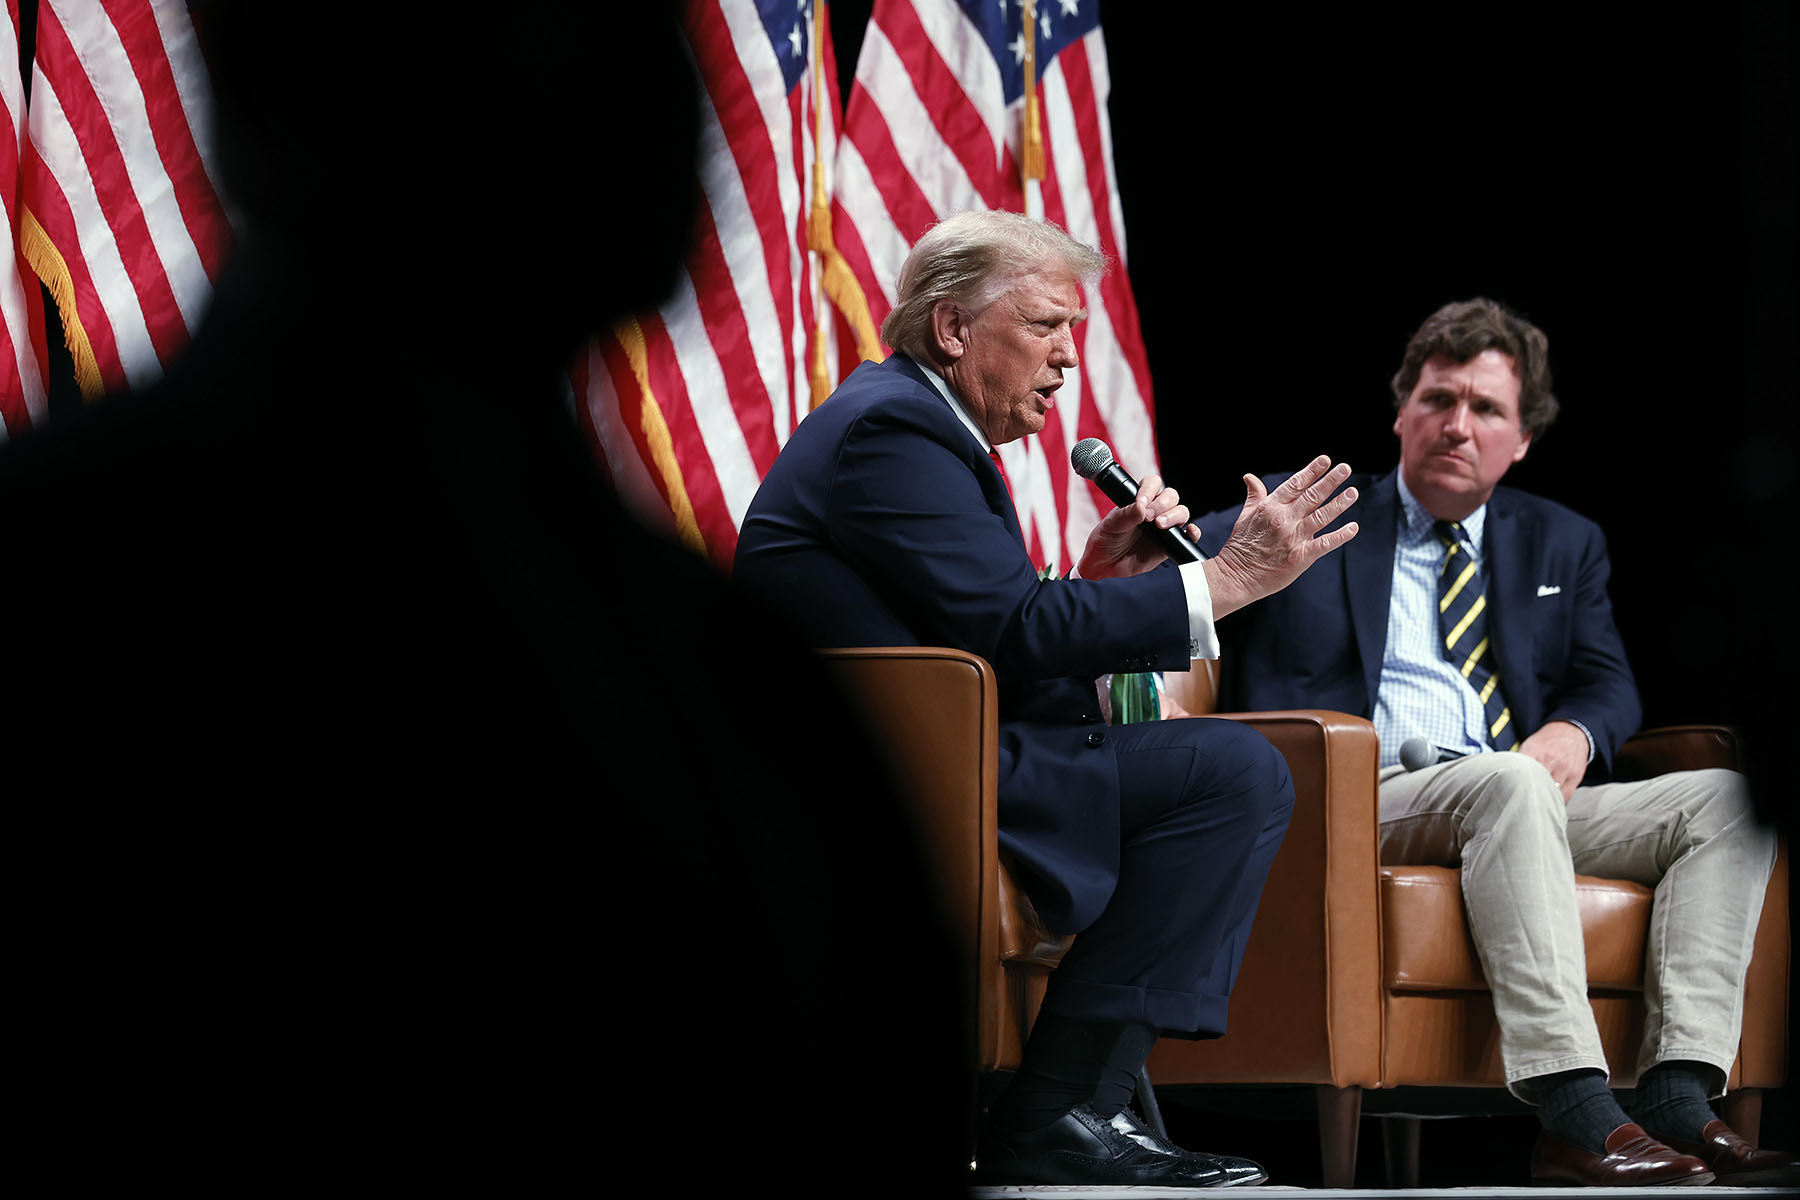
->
1530, 1122, 1714, 1187
1655, 1119, 1800, 1187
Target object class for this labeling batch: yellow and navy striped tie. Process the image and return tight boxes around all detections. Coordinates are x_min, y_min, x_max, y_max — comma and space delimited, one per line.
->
1434, 520, 1517, 750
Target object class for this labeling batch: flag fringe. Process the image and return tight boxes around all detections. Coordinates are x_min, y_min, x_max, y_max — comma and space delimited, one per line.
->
809, 198, 884, 407
820, 242, 882, 366
613, 314, 709, 557
19, 207, 104, 401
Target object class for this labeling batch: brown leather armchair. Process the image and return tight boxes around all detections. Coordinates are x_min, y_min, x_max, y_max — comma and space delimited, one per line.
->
818, 648, 1790, 1187
815, 648, 1383, 1138
1144, 678, 1791, 1187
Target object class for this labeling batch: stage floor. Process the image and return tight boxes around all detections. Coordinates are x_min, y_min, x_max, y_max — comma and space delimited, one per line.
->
969, 1187, 1800, 1198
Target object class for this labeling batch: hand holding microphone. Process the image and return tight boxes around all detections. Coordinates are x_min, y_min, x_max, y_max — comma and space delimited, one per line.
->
1070, 438, 1203, 576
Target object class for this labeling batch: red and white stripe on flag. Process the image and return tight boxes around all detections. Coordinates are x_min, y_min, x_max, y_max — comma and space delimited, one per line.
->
831, 0, 1157, 576
574, 0, 863, 568
0, 0, 49, 437
20, 0, 231, 401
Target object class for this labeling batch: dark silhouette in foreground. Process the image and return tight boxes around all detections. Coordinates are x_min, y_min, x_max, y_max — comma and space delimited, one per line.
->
9, 6, 963, 1189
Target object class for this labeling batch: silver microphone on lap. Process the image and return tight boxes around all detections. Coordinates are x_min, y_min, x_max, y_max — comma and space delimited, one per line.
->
1399, 736, 1468, 772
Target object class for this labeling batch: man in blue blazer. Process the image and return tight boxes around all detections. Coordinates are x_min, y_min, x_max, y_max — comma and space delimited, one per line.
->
736, 210, 1359, 1187
1195, 299, 1791, 1188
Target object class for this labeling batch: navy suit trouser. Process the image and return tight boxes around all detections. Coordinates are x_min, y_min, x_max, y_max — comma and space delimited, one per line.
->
1039, 716, 1293, 1038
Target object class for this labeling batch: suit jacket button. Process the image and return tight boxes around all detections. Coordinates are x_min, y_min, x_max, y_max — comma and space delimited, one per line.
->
1085, 731, 1106, 748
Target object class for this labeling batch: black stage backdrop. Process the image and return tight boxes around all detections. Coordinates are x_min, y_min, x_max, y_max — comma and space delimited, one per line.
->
833, 2, 1798, 822
25, 3, 1795, 807
831, 2, 1795, 1184
19, 7, 1792, 780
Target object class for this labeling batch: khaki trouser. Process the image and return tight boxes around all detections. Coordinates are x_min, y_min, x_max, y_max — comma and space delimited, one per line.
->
1378, 753, 1776, 1100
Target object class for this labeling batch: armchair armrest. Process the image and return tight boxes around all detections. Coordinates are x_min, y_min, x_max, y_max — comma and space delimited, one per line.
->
1613, 724, 1742, 779
1148, 710, 1384, 1089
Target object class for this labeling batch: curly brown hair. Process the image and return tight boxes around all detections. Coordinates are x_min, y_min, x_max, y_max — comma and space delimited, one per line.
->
1391, 299, 1560, 438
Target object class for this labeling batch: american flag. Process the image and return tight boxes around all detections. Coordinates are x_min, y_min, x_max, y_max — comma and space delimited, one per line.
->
0, 0, 49, 435
831, 0, 1155, 575
573, 0, 864, 567
18, 0, 230, 404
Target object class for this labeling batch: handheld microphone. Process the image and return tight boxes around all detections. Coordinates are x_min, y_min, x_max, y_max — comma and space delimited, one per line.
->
1399, 736, 1467, 772
1070, 438, 1203, 565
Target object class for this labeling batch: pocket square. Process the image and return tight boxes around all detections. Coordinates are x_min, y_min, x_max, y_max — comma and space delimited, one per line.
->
1537, 584, 1562, 597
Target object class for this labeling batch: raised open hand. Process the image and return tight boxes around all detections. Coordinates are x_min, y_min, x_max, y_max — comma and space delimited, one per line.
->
1205, 456, 1359, 618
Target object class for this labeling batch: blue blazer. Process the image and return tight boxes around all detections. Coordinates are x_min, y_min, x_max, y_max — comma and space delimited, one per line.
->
1195, 469, 1642, 780
735, 355, 1192, 933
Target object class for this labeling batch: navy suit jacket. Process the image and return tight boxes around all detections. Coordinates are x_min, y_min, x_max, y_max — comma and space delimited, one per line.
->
735, 355, 1193, 933
1195, 469, 1642, 780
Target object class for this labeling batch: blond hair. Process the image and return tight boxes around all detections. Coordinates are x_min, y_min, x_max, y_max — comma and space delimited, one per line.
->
880, 210, 1107, 360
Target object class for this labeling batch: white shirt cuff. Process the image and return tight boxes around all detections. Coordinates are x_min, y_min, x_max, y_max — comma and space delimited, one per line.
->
1566, 718, 1597, 764
1177, 559, 1219, 660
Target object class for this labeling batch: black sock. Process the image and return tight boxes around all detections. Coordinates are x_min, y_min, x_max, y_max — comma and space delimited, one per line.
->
1534, 1068, 1631, 1155
1629, 1061, 1718, 1142
986, 1015, 1158, 1131
1089, 1023, 1159, 1120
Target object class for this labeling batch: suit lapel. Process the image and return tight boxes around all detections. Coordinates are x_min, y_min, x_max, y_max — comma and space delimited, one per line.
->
885, 354, 1025, 547
1346, 472, 1401, 714
1483, 490, 1540, 737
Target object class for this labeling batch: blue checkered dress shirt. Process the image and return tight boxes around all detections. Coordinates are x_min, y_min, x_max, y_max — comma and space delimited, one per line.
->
1372, 476, 1505, 767
1373, 474, 1594, 769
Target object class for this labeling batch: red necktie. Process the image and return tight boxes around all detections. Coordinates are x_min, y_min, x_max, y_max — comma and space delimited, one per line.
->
989, 449, 1038, 566
988, 449, 1014, 505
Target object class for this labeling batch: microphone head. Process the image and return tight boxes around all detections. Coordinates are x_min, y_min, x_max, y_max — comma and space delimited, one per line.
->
1398, 736, 1436, 772
1070, 438, 1114, 480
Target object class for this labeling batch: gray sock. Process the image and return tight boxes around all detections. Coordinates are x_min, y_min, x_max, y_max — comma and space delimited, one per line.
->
1535, 1068, 1632, 1155
1629, 1061, 1718, 1142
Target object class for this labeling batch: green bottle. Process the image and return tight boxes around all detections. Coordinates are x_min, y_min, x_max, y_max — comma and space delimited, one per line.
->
1109, 671, 1160, 724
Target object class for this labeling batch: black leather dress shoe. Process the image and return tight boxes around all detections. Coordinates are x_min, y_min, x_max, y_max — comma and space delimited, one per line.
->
973, 1105, 1267, 1187
1190, 1149, 1268, 1187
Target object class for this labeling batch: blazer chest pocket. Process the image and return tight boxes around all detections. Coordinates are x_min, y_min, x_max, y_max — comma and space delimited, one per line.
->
1529, 584, 1575, 684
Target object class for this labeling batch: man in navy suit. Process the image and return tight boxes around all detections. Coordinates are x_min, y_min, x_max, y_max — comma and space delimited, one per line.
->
1195, 298, 1792, 1188
735, 210, 1360, 1187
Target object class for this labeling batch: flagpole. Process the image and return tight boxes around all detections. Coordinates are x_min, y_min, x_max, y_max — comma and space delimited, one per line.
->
1021, 0, 1044, 220
807, 0, 834, 411
809, 2, 885, 397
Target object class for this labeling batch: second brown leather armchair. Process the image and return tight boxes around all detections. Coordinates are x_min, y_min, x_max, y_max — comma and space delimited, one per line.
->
1146, 675, 1791, 1187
